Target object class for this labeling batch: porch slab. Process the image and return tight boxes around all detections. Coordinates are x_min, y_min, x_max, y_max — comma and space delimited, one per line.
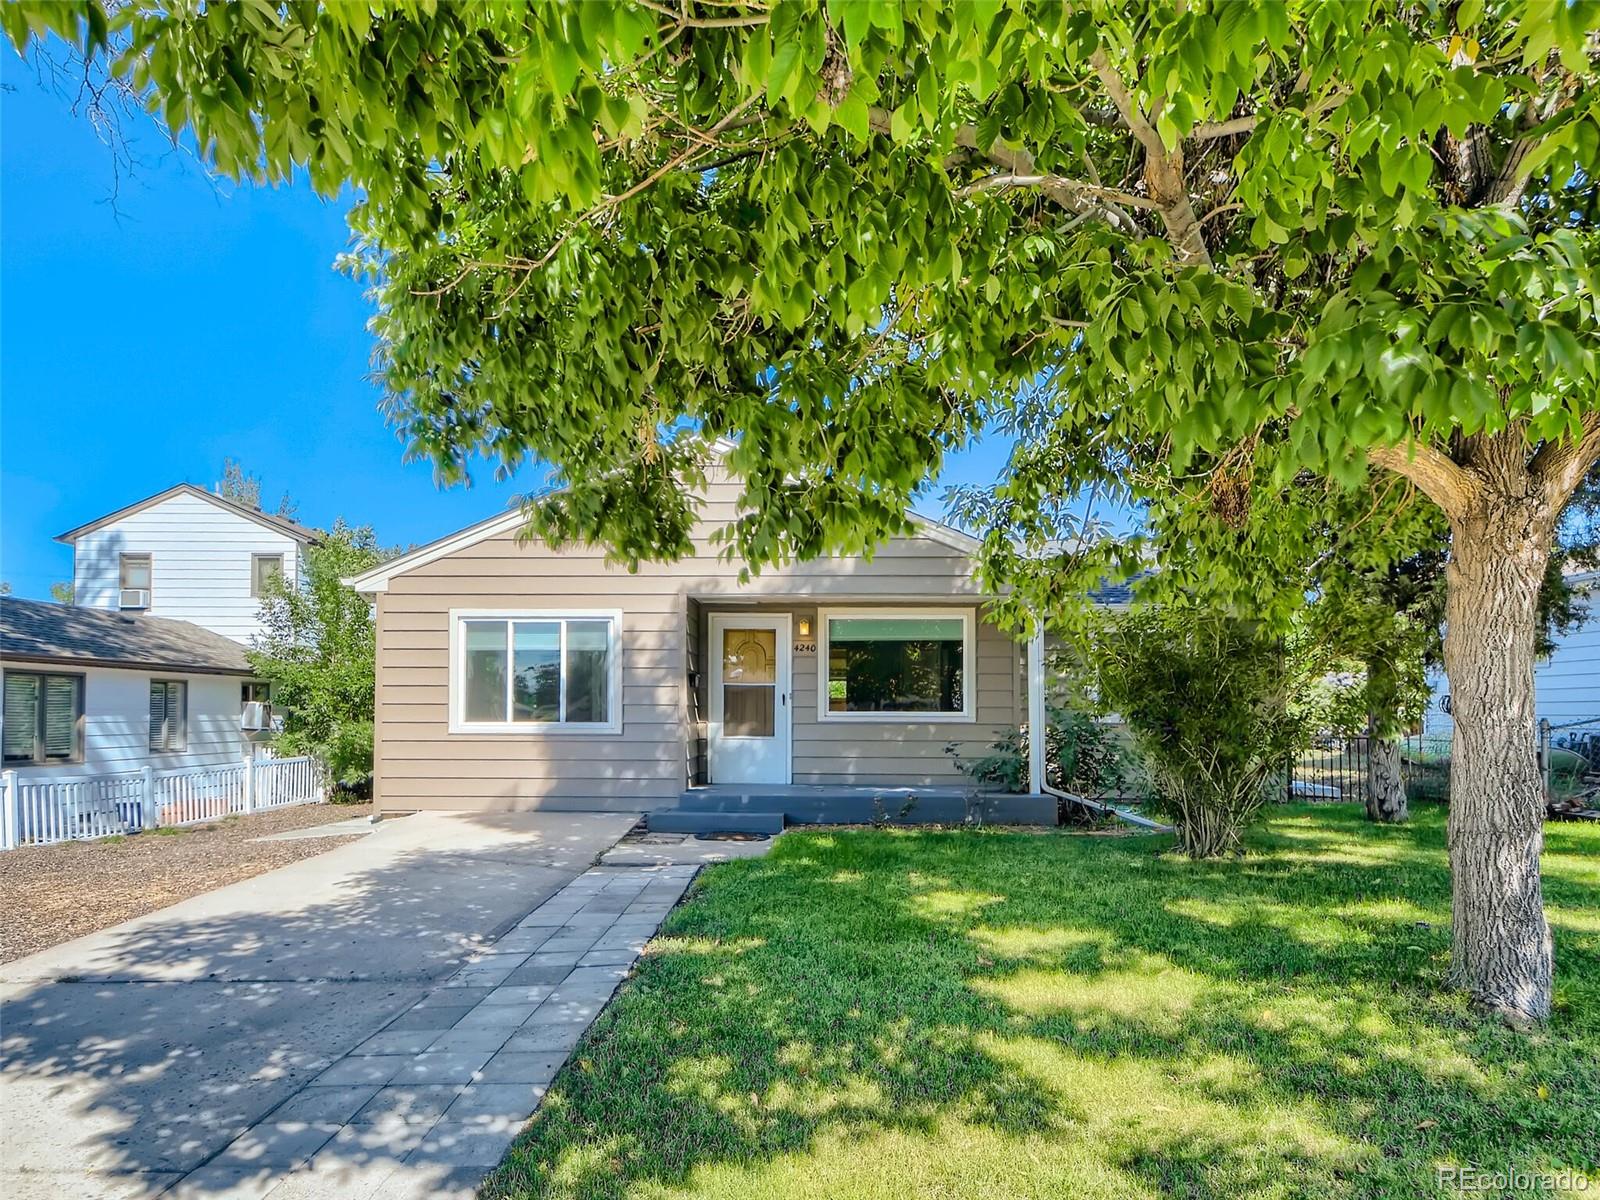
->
669, 785, 1058, 827
646, 810, 785, 835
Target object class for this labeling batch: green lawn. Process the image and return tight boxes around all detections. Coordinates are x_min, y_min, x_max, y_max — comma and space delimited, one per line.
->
485, 806, 1600, 1199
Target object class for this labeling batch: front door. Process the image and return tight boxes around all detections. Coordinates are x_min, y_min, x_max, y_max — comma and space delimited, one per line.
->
708, 614, 791, 785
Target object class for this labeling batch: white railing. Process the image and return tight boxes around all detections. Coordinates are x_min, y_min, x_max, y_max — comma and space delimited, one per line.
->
0, 755, 327, 850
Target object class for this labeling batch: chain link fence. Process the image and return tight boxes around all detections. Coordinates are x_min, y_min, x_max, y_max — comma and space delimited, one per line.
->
1541, 718, 1600, 815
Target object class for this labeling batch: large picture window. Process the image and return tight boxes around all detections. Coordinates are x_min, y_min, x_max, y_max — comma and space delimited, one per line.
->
3, 671, 85, 764
818, 609, 975, 722
451, 611, 621, 734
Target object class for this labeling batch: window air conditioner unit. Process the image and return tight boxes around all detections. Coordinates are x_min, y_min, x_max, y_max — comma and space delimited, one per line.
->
241, 701, 273, 732
119, 588, 150, 609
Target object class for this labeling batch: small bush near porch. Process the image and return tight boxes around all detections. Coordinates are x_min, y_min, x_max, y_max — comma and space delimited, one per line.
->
485, 806, 1598, 1200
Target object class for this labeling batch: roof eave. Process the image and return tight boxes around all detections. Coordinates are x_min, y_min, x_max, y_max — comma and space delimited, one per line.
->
55, 483, 322, 545
0, 651, 252, 676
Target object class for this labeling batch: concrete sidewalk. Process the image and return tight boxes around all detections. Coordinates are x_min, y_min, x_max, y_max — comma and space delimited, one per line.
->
0, 810, 639, 1199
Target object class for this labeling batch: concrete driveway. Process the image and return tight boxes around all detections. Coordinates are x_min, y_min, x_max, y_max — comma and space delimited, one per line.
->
0, 810, 638, 1199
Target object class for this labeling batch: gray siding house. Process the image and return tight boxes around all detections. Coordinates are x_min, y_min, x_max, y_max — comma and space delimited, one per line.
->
350, 468, 1049, 822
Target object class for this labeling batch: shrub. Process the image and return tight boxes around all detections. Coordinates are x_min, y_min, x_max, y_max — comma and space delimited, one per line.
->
1080, 606, 1317, 858
946, 704, 1128, 798
249, 521, 393, 798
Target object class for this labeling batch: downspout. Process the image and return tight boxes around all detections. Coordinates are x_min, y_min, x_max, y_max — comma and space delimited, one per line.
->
1029, 614, 1173, 833
1027, 622, 1047, 797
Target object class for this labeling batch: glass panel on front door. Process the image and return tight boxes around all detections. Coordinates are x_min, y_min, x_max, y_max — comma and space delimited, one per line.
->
722, 627, 776, 737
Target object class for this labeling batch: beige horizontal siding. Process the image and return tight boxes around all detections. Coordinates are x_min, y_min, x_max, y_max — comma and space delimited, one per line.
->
697, 602, 1022, 788
372, 468, 1015, 813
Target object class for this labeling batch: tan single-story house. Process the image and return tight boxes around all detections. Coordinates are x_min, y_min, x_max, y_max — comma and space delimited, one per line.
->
349, 463, 1055, 830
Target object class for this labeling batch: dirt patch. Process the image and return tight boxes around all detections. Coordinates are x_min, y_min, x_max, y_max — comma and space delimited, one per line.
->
0, 802, 374, 963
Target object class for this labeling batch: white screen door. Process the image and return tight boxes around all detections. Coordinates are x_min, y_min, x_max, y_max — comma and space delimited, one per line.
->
708, 614, 792, 785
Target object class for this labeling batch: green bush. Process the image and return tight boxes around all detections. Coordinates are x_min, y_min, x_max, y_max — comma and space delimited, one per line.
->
946, 704, 1128, 798
1079, 607, 1318, 858
249, 522, 392, 799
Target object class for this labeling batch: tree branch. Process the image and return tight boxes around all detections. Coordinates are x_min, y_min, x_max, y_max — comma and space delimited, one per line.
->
1088, 49, 1212, 267
1486, 91, 1576, 208
1187, 89, 1349, 150
636, 1, 770, 28
1190, 114, 1257, 139
957, 172, 1159, 210
1530, 412, 1600, 507
1367, 440, 1479, 520
867, 107, 1142, 233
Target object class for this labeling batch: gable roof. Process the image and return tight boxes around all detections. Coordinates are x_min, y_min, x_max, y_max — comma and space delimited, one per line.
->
0, 596, 252, 676
345, 501, 979, 595
347, 435, 980, 594
55, 483, 322, 546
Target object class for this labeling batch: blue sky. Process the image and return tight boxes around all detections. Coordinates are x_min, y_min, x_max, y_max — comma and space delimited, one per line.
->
1, 55, 1011, 600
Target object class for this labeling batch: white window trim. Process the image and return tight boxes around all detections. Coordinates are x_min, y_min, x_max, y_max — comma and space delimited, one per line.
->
251, 553, 286, 598
447, 608, 624, 736
816, 606, 977, 724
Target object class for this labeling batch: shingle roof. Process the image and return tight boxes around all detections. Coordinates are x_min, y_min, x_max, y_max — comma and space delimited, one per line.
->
1087, 570, 1153, 606
1088, 578, 1136, 605
0, 597, 252, 675
55, 483, 322, 545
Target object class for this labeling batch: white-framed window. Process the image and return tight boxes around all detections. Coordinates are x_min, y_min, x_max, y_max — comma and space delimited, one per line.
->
448, 609, 623, 735
817, 607, 976, 722
149, 680, 188, 752
251, 553, 285, 597
2, 671, 85, 764
119, 553, 152, 609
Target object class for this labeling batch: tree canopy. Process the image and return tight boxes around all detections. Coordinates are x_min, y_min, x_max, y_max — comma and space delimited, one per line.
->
8, 0, 1595, 597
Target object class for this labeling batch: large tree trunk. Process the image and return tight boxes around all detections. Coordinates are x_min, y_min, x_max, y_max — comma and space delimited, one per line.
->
1442, 488, 1556, 1026
1365, 718, 1408, 823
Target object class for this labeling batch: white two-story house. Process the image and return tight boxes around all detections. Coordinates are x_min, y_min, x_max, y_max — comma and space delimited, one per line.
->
1, 486, 322, 783
57, 483, 321, 644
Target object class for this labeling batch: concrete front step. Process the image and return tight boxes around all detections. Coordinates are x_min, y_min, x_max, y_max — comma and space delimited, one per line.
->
645, 809, 785, 835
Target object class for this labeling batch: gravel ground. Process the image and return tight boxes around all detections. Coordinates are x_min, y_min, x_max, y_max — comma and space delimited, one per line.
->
0, 802, 374, 963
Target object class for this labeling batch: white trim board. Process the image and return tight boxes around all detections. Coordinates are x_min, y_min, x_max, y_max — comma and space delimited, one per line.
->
348, 509, 980, 595
56, 483, 320, 545
816, 606, 978, 724
446, 608, 625, 736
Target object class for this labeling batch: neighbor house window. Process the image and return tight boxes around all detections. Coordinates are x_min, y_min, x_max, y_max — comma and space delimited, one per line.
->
451, 611, 621, 733
2, 671, 84, 764
818, 609, 974, 721
149, 680, 188, 752
119, 554, 152, 609
241, 680, 272, 705
251, 554, 285, 597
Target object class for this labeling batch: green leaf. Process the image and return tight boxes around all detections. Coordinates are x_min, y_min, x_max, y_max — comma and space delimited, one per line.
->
834, 90, 869, 141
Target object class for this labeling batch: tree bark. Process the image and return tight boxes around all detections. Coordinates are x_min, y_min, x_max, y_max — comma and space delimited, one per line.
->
1365, 720, 1408, 823
1442, 484, 1557, 1026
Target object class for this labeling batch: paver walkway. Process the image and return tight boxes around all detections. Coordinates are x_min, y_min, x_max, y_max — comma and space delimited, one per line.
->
0, 811, 639, 1199
167, 862, 698, 1200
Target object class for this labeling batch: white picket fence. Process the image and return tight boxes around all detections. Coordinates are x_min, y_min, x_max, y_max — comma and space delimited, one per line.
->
0, 755, 327, 850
